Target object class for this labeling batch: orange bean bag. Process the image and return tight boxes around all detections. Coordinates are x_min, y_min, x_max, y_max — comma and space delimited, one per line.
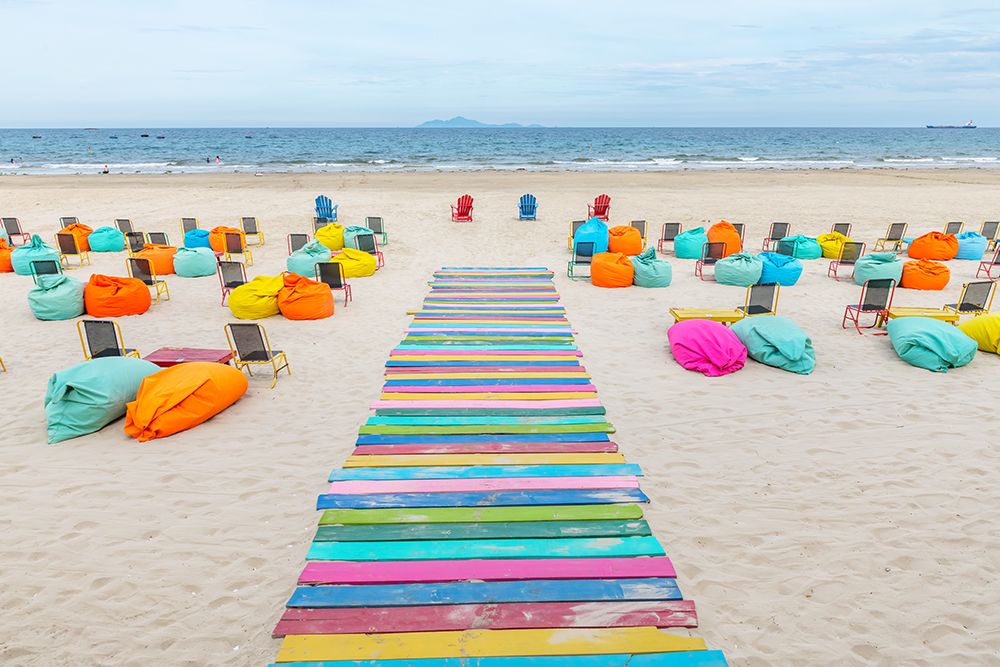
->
135, 244, 177, 275
900, 259, 950, 290
907, 232, 958, 260
707, 221, 742, 257
59, 223, 94, 252
209, 226, 245, 253
84, 274, 152, 316
277, 272, 334, 320
590, 252, 634, 288
124, 362, 248, 442
0, 239, 12, 272
607, 226, 643, 255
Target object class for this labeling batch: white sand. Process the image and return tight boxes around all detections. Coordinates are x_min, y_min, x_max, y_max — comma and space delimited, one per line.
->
1, 170, 998, 666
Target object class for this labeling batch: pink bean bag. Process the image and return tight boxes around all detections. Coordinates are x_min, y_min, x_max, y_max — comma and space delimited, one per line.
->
667, 319, 748, 376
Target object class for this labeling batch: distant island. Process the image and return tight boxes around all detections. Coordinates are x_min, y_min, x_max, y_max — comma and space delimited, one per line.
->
417, 116, 543, 128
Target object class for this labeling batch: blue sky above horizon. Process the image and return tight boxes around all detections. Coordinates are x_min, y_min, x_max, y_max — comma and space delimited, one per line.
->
2, 1, 999, 127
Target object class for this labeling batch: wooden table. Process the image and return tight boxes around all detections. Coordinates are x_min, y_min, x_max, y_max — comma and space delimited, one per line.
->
143, 347, 234, 367
669, 308, 744, 325
884, 307, 959, 325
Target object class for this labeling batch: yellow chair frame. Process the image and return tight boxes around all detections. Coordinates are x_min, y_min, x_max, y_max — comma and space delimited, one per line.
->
76, 319, 141, 360
127, 257, 171, 303
224, 323, 290, 388
241, 216, 265, 247
55, 232, 91, 268
223, 231, 255, 266
738, 283, 781, 317
566, 220, 586, 251
873, 223, 908, 253
943, 281, 996, 317
0, 355, 6, 372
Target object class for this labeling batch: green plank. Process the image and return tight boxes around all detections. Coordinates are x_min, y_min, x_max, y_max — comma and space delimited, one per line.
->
357, 424, 615, 436
365, 416, 608, 426
373, 407, 607, 417
314, 520, 652, 542
318, 504, 645, 526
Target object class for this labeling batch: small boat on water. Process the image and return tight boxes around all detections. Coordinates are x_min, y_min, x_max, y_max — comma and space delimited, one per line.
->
927, 120, 976, 129
156, 135, 166, 139
109, 135, 118, 139
140, 133, 150, 137
31, 135, 41, 139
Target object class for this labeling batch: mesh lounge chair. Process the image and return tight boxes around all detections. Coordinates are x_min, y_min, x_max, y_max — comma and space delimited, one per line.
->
115, 218, 134, 234
365, 216, 388, 245
127, 257, 170, 303
588, 194, 611, 221
695, 241, 726, 280
287, 233, 310, 255
59, 216, 80, 227
567, 220, 586, 250
2, 217, 31, 246
657, 223, 682, 252
181, 217, 199, 236
831, 222, 853, 237
223, 231, 254, 266
944, 221, 965, 235
843, 278, 896, 334
874, 223, 908, 253
944, 281, 996, 316
731, 222, 746, 244
980, 221, 999, 252
738, 283, 780, 316
977, 245, 1000, 279
762, 222, 791, 251
217, 260, 248, 305
241, 216, 264, 246
518, 194, 537, 221
30, 259, 62, 284
77, 319, 140, 359
828, 241, 866, 280
146, 231, 170, 246
56, 232, 91, 267
774, 238, 797, 257
315, 195, 338, 222
316, 261, 352, 306
224, 323, 290, 388
568, 241, 595, 280
354, 233, 384, 269
630, 220, 648, 248
312, 217, 329, 234
451, 194, 474, 222
125, 231, 147, 256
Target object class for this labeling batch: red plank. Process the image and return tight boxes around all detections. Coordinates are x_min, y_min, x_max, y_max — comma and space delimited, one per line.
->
352, 442, 619, 455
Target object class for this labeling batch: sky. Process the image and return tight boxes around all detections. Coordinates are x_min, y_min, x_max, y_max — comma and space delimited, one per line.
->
1, 0, 999, 127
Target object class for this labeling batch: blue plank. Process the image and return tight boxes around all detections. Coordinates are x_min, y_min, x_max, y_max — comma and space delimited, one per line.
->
269, 652, 730, 667
315, 488, 650, 510
328, 464, 643, 481
364, 415, 607, 425
355, 434, 610, 444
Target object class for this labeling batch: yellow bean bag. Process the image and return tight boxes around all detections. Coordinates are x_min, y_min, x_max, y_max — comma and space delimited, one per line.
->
228, 275, 283, 319
315, 223, 345, 251
330, 247, 377, 277
816, 232, 852, 259
958, 314, 1000, 353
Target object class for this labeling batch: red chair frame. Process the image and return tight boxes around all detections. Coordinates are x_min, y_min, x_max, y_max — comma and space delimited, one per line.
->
588, 194, 611, 221
842, 279, 896, 335
451, 195, 474, 222
977, 246, 1000, 280
694, 242, 726, 281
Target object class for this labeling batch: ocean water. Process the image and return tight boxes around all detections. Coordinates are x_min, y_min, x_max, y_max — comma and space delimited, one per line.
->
1, 127, 998, 174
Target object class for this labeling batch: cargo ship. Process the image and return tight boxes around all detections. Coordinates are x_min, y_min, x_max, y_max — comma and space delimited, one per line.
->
927, 121, 976, 128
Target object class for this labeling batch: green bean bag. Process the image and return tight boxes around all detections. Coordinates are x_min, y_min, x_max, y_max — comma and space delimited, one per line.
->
629, 247, 672, 287
674, 227, 708, 259
853, 252, 903, 286
44, 357, 161, 443
286, 240, 332, 277
27, 274, 85, 320
174, 247, 218, 277
342, 226, 375, 250
731, 315, 815, 374
778, 234, 823, 260
88, 226, 126, 252
887, 317, 977, 373
715, 252, 763, 286
11, 235, 60, 276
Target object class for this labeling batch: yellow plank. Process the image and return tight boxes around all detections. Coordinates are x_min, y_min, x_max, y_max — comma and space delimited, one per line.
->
669, 308, 744, 324
887, 307, 959, 323
384, 372, 592, 380
276, 628, 706, 662
380, 392, 597, 401
344, 453, 626, 467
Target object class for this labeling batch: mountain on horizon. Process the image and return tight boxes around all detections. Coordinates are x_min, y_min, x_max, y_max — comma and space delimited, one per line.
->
417, 116, 543, 128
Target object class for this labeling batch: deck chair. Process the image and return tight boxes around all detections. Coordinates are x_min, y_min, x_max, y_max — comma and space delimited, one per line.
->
568, 241, 595, 280
181, 217, 199, 237
828, 241, 866, 280
115, 218, 134, 234
874, 223, 908, 252
354, 233, 384, 269
2, 217, 30, 245
125, 231, 146, 256
630, 220, 648, 248
316, 261, 352, 306
944, 221, 965, 235
365, 216, 388, 245
831, 222, 852, 237
240, 216, 264, 246
315, 194, 338, 222
518, 194, 537, 221
312, 217, 329, 234
567, 220, 586, 250
146, 231, 170, 246
287, 233, 310, 255
225, 323, 290, 388
127, 257, 170, 303
731, 222, 746, 244
843, 278, 896, 334
59, 216, 80, 227
223, 231, 254, 265
774, 238, 797, 257
588, 194, 611, 221
979, 221, 999, 252
738, 283, 780, 316
56, 232, 90, 267
944, 281, 995, 317
77, 319, 140, 359
762, 222, 790, 251
451, 194, 474, 222
657, 223, 682, 252
217, 260, 248, 305
978, 245, 1000, 279
695, 241, 726, 280
29, 259, 62, 284
0, 355, 5, 372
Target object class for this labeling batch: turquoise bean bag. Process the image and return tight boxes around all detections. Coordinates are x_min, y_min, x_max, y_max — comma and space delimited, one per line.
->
887, 317, 977, 372
778, 234, 823, 260
174, 247, 218, 277
715, 252, 763, 286
44, 357, 161, 444
674, 227, 708, 259
757, 252, 803, 286
27, 274, 85, 320
88, 226, 125, 252
731, 315, 815, 374
853, 252, 903, 286
955, 231, 988, 260
11, 235, 60, 276
287, 240, 332, 277
342, 226, 375, 250
573, 217, 609, 254
184, 228, 212, 249
629, 247, 672, 287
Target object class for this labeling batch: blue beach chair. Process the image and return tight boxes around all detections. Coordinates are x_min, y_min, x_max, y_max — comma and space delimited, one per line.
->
314, 195, 338, 222
518, 194, 537, 221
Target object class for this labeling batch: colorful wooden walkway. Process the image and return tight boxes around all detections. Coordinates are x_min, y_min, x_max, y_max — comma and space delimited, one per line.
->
268, 267, 729, 666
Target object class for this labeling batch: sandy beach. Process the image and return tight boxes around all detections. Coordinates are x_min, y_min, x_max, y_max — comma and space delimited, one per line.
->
1, 169, 998, 666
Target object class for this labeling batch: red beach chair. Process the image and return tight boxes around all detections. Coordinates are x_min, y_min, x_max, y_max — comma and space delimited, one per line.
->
588, 194, 611, 221
694, 242, 726, 281
977, 245, 1000, 279
842, 278, 896, 334
451, 195, 474, 222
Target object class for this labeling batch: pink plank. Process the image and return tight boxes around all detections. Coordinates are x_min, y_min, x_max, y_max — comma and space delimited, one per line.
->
327, 476, 639, 495
352, 442, 619, 455
377, 384, 597, 393
406, 328, 575, 334
390, 349, 582, 356
371, 399, 603, 409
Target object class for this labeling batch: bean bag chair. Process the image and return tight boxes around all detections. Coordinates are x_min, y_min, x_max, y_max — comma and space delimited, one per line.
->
315, 223, 345, 251
84, 274, 152, 316
287, 240, 332, 277
209, 226, 245, 253
707, 221, 742, 257
88, 226, 125, 252
11, 235, 60, 275
853, 252, 903, 286
907, 232, 958, 260
667, 319, 747, 377
59, 223, 93, 252
342, 225, 375, 250
0, 227, 7, 244
44, 357, 161, 444
629, 247, 672, 287
277, 272, 334, 320
184, 228, 212, 249
330, 247, 377, 278
135, 243, 176, 275
900, 259, 950, 290
27, 274, 85, 320
715, 252, 763, 287
0, 239, 12, 273
123, 362, 249, 442
816, 232, 852, 259
958, 314, 1000, 354
674, 227, 708, 259
887, 317, 977, 372
573, 217, 609, 254
731, 315, 815, 375
757, 252, 803, 286
228, 274, 283, 319
608, 225, 643, 255
173, 247, 218, 277
955, 232, 988, 260
779, 234, 822, 260
591, 252, 634, 288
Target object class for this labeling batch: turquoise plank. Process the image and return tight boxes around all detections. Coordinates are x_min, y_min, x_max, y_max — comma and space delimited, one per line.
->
356, 434, 610, 444
328, 464, 642, 481
374, 407, 607, 417
364, 416, 608, 425
269, 650, 730, 666
316, 489, 650, 510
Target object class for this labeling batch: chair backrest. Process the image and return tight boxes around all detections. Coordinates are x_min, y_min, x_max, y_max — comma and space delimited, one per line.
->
767, 222, 790, 240
573, 241, 595, 264
989, 245, 1000, 266
241, 216, 259, 234
775, 238, 796, 256
831, 222, 852, 236
125, 231, 146, 253
592, 194, 610, 214
56, 232, 80, 255
2, 217, 23, 236
944, 221, 964, 235
115, 218, 133, 234
316, 261, 347, 288
312, 217, 328, 233
956, 281, 995, 312
980, 220, 999, 240
354, 233, 379, 254
30, 259, 62, 280
365, 216, 385, 233
127, 257, 156, 285
315, 195, 334, 218
147, 231, 169, 245
629, 220, 647, 238
838, 241, 866, 264
287, 233, 309, 254
181, 217, 199, 234
519, 194, 537, 214
745, 283, 779, 315
660, 222, 682, 241
218, 260, 247, 289
456, 194, 473, 213
884, 222, 907, 241
226, 323, 271, 362
60, 216, 79, 226
731, 222, 745, 241
80, 320, 125, 358
859, 279, 896, 311
224, 231, 245, 254
570, 220, 585, 237
701, 241, 726, 262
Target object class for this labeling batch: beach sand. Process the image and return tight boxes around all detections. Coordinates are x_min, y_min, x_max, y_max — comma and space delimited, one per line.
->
1, 170, 998, 666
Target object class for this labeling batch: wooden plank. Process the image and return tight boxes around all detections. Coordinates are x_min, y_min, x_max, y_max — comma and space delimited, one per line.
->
355, 433, 611, 444
375, 385, 597, 394
370, 400, 603, 410
313, 520, 652, 542
357, 423, 614, 435
315, 488, 649, 509
379, 392, 596, 401
364, 415, 607, 425
328, 463, 642, 481
373, 407, 606, 417
269, 651, 728, 667
343, 453, 625, 467
351, 442, 620, 455
382, 374, 593, 380
380, 380, 593, 387
317, 504, 645, 526
326, 476, 639, 495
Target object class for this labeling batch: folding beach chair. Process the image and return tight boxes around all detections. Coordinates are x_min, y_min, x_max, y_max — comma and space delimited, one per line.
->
354, 232, 384, 269
518, 194, 537, 221
56, 232, 90, 267
629, 220, 648, 248
567, 220, 586, 250
115, 218, 134, 234
944, 221, 965, 235
731, 222, 746, 244
588, 194, 610, 221
1, 217, 30, 246
125, 231, 146, 256
843, 278, 896, 334
240, 216, 264, 246
568, 241, 595, 280
761, 222, 790, 251
29, 259, 62, 284
944, 281, 995, 317
316, 261, 352, 306
181, 217, 199, 237
223, 231, 254, 265
657, 222, 682, 252
287, 233, 310, 255
873, 223, 908, 253
694, 241, 726, 280
774, 238, 797, 257
828, 241, 866, 281
312, 217, 329, 234
59, 216, 79, 227
977, 245, 1000, 279
217, 260, 248, 305
979, 221, 999, 252
831, 222, 852, 237
225, 323, 290, 388
127, 257, 170, 303
451, 194, 474, 222
0, 355, 5, 372
315, 194, 338, 222
146, 231, 170, 246
738, 283, 780, 316
77, 319, 140, 360
365, 216, 388, 245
